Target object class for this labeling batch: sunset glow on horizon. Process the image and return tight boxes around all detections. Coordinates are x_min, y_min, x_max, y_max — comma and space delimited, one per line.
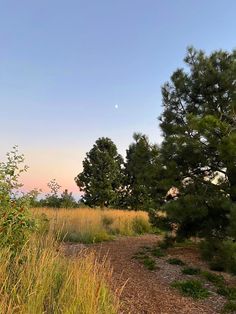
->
1, 1, 235, 196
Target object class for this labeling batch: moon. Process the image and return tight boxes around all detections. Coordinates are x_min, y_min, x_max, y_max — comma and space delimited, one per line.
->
115, 104, 119, 109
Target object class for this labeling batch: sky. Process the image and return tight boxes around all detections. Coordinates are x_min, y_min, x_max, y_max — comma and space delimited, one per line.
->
0, 0, 235, 196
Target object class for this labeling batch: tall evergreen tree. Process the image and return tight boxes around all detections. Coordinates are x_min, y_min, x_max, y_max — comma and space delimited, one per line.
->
75, 137, 123, 208
124, 133, 161, 210
158, 47, 236, 241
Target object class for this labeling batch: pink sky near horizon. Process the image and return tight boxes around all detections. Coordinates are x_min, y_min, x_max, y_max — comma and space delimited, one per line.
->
19, 148, 84, 195
1, 1, 235, 196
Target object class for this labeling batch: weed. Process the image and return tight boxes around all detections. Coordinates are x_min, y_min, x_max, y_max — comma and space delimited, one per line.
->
132, 252, 149, 260
171, 280, 210, 299
168, 258, 185, 266
151, 247, 166, 258
182, 267, 201, 276
142, 256, 158, 271
222, 301, 236, 313
217, 286, 236, 300
201, 271, 225, 287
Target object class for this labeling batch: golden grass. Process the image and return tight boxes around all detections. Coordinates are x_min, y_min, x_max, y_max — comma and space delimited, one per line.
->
0, 234, 119, 314
33, 208, 151, 243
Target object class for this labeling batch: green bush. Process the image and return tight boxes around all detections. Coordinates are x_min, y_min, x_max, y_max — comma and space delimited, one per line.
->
0, 147, 36, 254
182, 267, 201, 275
200, 239, 236, 274
171, 279, 210, 299
168, 258, 185, 266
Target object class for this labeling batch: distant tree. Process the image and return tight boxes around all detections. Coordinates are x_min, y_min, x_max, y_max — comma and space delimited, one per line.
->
48, 179, 61, 196
45, 179, 61, 208
60, 189, 77, 208
28, 188, 42, 207
156, 47, 236, 243
75, 137, 123, 208
123, 133, 162, 210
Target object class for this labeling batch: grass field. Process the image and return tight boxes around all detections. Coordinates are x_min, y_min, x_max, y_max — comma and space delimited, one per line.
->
33, 208, 152, 243
0, 234, 119, 314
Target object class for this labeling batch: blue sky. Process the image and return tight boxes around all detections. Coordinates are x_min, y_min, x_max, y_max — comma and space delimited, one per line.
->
0, 0, 235, 194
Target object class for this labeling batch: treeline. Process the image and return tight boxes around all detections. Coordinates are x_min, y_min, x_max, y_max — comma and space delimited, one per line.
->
75, 133, 163, 210
30, 179, 79, 208
76, 47, 236, 273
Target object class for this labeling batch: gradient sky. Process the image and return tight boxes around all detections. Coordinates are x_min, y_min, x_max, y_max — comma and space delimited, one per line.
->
0, 0, 235, 196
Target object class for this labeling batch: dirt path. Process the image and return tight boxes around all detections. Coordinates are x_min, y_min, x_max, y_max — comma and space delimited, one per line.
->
86, 235, 221, 314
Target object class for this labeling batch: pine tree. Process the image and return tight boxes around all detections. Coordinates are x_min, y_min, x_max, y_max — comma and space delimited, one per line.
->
75, 137, 123, 208
123, 133, 161, 210
158, 47, 236, 240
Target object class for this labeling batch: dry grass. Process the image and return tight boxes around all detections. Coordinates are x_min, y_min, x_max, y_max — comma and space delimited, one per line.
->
33, 208, 151, 243
0, 234, 119, 314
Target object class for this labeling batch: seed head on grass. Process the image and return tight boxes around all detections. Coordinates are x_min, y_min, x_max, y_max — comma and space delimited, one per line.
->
171, 279, 210, 299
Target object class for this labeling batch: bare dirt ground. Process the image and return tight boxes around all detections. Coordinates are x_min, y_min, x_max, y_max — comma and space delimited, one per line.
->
64, 235, 232, 314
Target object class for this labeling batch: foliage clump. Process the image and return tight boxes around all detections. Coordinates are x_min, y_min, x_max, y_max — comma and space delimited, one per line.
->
168, 258, 185, 266
0, 146, 36, 253
75, 137, 123, 208
171, 279, 210, 299
150, 47, 236, 272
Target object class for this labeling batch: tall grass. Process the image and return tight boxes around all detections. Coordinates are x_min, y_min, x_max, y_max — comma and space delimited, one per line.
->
0, 235, 119, 314
33, 208, 151, 243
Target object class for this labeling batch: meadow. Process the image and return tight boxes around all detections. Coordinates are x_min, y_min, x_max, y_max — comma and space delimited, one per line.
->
33, 207, 152, 244
0, 234, 119, 314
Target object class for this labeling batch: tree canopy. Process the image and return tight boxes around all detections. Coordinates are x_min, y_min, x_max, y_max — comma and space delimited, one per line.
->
159, 47, 236, 240
75, 137, 123, 208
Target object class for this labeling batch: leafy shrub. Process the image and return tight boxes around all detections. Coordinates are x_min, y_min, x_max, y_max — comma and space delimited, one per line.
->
171, 280, 210, 299
0, 147, 36, 253
182, 267, 201, 275
200, 239, 236, 274
132, 216, 151, 234
168, 258, 185, 266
